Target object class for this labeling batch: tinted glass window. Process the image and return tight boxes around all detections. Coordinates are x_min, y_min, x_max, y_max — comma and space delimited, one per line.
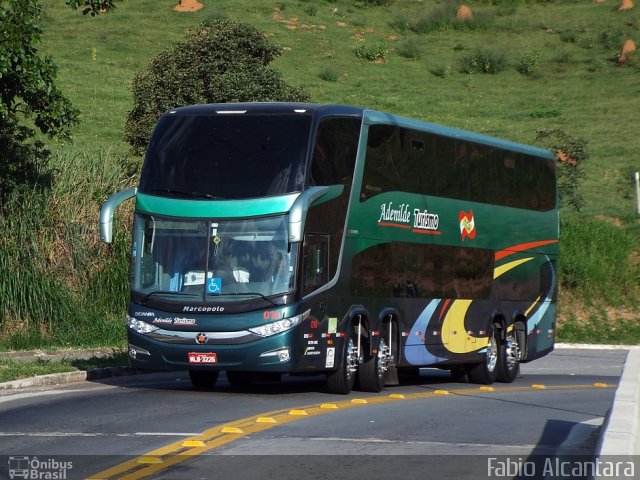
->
351, 242, 494, 299
360, 125, 556, 211
140, 113, 312, 200
310, 117, 361, 186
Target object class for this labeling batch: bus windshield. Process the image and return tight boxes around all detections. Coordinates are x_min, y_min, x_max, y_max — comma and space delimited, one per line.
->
139, 113, 312, 200
132, 214, 297, 304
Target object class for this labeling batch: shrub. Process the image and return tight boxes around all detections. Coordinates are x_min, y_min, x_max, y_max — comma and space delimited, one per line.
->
125, 18, 309, 156
431, 63, 452, 78
318, 65, 339, 82
600, 28, 623, 50
535, 128, 588, 211
396, 38, 421, 60
517, 50, 542, 75
390, 13, 411, 32
0, 120, 52, 204
460, 49, 507, 74
353, 43, 387, 61
411, 6, 455, 34
560, 31, 577, 43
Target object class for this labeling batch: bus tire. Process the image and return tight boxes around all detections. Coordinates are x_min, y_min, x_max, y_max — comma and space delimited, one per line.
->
189, 369, 219, 390
226, 371, 255, 388
468, 326, 499, 385
327, 325, 358, 395
357, 336, 390, 393
496, 323, 522, 383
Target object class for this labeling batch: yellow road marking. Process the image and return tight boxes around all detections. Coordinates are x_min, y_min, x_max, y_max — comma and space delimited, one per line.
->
256, 417, 277, 423
288, 409, 308, 416
181, 440, 205, 447
87, 383, 615, 480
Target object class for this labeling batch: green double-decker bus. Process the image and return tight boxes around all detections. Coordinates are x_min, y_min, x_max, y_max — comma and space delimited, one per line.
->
100, 103, 558, 394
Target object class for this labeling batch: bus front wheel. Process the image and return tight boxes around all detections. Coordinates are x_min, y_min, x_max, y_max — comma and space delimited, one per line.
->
327, 326, 358, 395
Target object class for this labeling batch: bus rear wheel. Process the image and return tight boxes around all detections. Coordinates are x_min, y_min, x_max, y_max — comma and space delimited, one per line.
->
497, 324, 522, 383
189, 369, 219, 390
468, 326, 499, 385
327, 326, 358, 395
357, 336, 390, 392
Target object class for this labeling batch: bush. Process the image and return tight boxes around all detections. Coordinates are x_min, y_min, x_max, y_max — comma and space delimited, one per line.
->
517, 50, 541, 75
389, 13, 411, 32
318, 65, 339, 82
363, 0, 394, 5
125, 18, 309, 156
535, 128, 588, 211
396, 38, 421, 60
412, 6, 455, 34
460, 49, 507, 74
0, 119, 52, 204
354, 43, 387, 61
431, 63, 452, 78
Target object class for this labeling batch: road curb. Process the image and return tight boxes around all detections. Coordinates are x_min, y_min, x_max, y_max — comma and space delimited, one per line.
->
597, 347, 640, 460
0, 365, 142, 392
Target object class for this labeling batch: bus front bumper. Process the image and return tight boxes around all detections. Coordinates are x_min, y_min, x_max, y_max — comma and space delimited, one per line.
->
127, 328, 303, 373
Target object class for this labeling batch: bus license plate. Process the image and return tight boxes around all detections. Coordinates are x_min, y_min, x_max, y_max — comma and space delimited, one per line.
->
188, 352, 217, 364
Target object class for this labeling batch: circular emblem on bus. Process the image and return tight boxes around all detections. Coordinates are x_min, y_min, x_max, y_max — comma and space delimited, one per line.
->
195, 333, 208, 345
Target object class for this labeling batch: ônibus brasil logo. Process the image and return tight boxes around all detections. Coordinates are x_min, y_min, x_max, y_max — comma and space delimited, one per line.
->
8, 456, 73, 479
377, 202, 440, 235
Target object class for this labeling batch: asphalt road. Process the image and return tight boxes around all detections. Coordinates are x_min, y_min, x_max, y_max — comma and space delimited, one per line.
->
0, 348, 628, 480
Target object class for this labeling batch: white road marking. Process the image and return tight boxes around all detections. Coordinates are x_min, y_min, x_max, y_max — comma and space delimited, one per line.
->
0, 431, 198, 437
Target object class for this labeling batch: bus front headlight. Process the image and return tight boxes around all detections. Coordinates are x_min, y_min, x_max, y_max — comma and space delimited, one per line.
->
249, 310, 310, 337
127, 315, 159, 334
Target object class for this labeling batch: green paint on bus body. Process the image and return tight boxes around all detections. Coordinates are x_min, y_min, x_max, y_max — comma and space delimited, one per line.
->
135, 192, 300, 218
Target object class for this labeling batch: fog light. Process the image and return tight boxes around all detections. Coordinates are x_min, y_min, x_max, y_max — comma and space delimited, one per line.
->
129, 343, 150, 359
260, 347, 290, 363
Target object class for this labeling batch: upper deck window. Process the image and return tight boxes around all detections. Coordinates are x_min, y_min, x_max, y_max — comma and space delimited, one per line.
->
140, 113, 312, 200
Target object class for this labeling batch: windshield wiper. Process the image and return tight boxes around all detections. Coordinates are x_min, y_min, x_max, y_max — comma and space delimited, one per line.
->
145, 188, 224, 200
216, 292, 281, 306
139, 291, 196, 305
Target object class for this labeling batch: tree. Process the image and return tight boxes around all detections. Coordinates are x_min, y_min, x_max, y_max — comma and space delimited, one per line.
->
0, 0, 80, 201
125, 17, 310, 156
65, 0, 118, 16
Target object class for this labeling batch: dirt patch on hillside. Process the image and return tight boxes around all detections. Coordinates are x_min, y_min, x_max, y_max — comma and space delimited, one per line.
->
272, 6, 326, 30
174, 0, 203, 12
594, 214, 625, 227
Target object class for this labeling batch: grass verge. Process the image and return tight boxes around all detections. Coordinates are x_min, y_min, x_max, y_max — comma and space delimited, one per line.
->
0, 350, 129, 383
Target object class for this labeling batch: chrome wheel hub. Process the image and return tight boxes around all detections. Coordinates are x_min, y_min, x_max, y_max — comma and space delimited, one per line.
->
486, 336, 498, 372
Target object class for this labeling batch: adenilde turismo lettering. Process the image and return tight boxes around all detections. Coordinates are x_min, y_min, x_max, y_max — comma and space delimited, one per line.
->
378, 202, 439, 231
487, 457, 635, 478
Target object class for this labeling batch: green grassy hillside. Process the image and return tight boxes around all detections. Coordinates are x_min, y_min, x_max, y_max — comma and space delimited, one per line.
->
1, 0, 636, 349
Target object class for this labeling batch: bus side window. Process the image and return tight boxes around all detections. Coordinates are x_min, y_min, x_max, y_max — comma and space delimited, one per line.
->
303, 234, 329, 295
